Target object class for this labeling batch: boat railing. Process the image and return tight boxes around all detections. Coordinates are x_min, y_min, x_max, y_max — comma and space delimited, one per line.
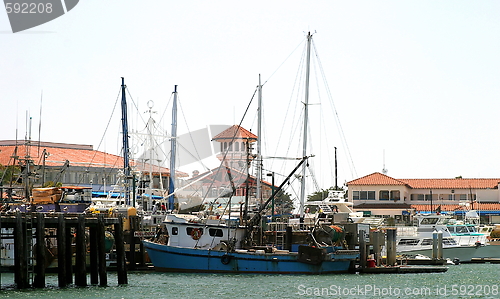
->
396, 226, 418, 237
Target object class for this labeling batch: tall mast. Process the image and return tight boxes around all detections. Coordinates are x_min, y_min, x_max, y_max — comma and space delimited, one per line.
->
256, 75, 262, 206
121, 77, 130, 205
168, 85, 178, 210
299, 32, 312, 220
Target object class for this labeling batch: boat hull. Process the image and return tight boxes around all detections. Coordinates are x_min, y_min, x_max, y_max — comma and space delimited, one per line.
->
399, 244, 499, 262
143, 240, 357, 274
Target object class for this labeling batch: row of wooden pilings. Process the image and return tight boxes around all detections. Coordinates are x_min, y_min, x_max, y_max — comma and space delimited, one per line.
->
0, 212, 128, 289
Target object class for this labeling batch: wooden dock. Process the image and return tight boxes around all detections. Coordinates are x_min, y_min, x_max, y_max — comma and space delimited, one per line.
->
0, 212, 128, 289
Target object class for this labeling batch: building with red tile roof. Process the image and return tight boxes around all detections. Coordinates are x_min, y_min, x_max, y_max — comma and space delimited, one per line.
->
347, 172, 500, 223
0, 140, 186, 199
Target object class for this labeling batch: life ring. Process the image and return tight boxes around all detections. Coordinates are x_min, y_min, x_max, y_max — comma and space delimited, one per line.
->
190, 228, 202, 240
221, 254, 231, 265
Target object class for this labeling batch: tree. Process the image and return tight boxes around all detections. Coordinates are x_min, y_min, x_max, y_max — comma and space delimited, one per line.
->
273, 190, 294, 215
0, 164, 20, 185
307, 186, 345, 202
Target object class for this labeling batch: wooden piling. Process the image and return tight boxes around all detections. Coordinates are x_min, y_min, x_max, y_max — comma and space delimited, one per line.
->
386, 228, 397, 266
75, 214, 87, 287
14, 212, 28, 289
285, 226, 292, 251
115, 214, 127, 285
57, 213, 67, 288
359, 230, 367, 269
65, 225, 73, 284
129, 217, 136, 270
33, 213, 46, 288
97, 214, 107, 287
89, 226, 98, 285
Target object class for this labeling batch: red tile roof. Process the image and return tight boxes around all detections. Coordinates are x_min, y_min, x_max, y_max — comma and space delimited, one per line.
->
348, 172, 407, 186
411, 203, 500, 212
348, 172, 500, 190
0, 141, 187, 177
212, 125, 257, 141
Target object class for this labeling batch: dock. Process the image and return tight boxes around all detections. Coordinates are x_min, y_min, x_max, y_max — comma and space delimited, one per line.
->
0, 212, 128, 289
359, 265, 448, 274
356, 228, 449, 274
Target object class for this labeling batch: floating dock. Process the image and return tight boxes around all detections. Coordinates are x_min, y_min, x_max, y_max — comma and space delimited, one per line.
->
359, 265, 448, 274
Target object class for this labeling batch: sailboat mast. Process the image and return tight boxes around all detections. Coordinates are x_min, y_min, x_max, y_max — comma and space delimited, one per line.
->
121, 77, 130, 205
168, 85, 178, 210
256, 75, 262, 206
299, 32, 312, 220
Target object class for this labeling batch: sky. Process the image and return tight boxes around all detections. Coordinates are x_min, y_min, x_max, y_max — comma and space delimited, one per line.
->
2, 1, 500, 196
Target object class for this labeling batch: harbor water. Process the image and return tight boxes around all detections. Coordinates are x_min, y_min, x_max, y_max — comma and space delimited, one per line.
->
0, 263, 499, 298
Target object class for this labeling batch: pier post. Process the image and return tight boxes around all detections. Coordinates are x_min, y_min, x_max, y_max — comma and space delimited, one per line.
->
386, 228, 397, 266
34, 213, 46, 288
285, 226, 292, 251
57, 214, 67, 288
115, 214, 128, 285
359, 230, 367, 269
75, 214, 87, 286
129, 216, 137, 270
437, 230, 443, 260
97, 214, 107, 287
65, 224, 73, 284
432, 230, 438, 259
14, 211, 28, 289
372, 230, 384, 267
89, 225, 98, 284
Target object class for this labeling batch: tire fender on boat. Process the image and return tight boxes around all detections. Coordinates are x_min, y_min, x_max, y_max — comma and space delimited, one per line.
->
221, 254, 231, 265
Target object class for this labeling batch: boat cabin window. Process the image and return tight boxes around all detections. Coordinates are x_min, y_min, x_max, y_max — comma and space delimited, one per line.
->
456, 226, 469, 233
186, 227, 203, 236
172, 227, 178, 235
209, 228, 224, 237
398, 239, 419, 246
443, 238, 457, 245
421, 239, 433, 246
419, 217, 439, 225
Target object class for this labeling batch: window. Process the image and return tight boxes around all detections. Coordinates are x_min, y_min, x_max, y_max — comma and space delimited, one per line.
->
379, 190, 389, 200
353, 191, 376, 200
421, 239, 433, 246
241, 142, 245, 151
459, 194, 467, 201
443, 238, 457, 246
209, 228, 223, 237
398, 239, 419, 246
171, 227, 178, 235
390, 190, 400, 201
410, 194, 425, 201
235, 142, 239, 151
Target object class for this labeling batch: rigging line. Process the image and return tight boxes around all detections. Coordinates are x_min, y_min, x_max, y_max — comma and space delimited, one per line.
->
272, 40, 307, 164
126, 88, 157, 137
262, 37, 304, 87
313, 42, 358, 179
88, 87, 122, 170
158, 92, 174, 128
201, 87, 259, 208
178, 96, 211, 172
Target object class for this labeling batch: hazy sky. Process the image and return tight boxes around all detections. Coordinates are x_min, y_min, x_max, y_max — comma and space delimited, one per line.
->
2, 1, 500, 193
